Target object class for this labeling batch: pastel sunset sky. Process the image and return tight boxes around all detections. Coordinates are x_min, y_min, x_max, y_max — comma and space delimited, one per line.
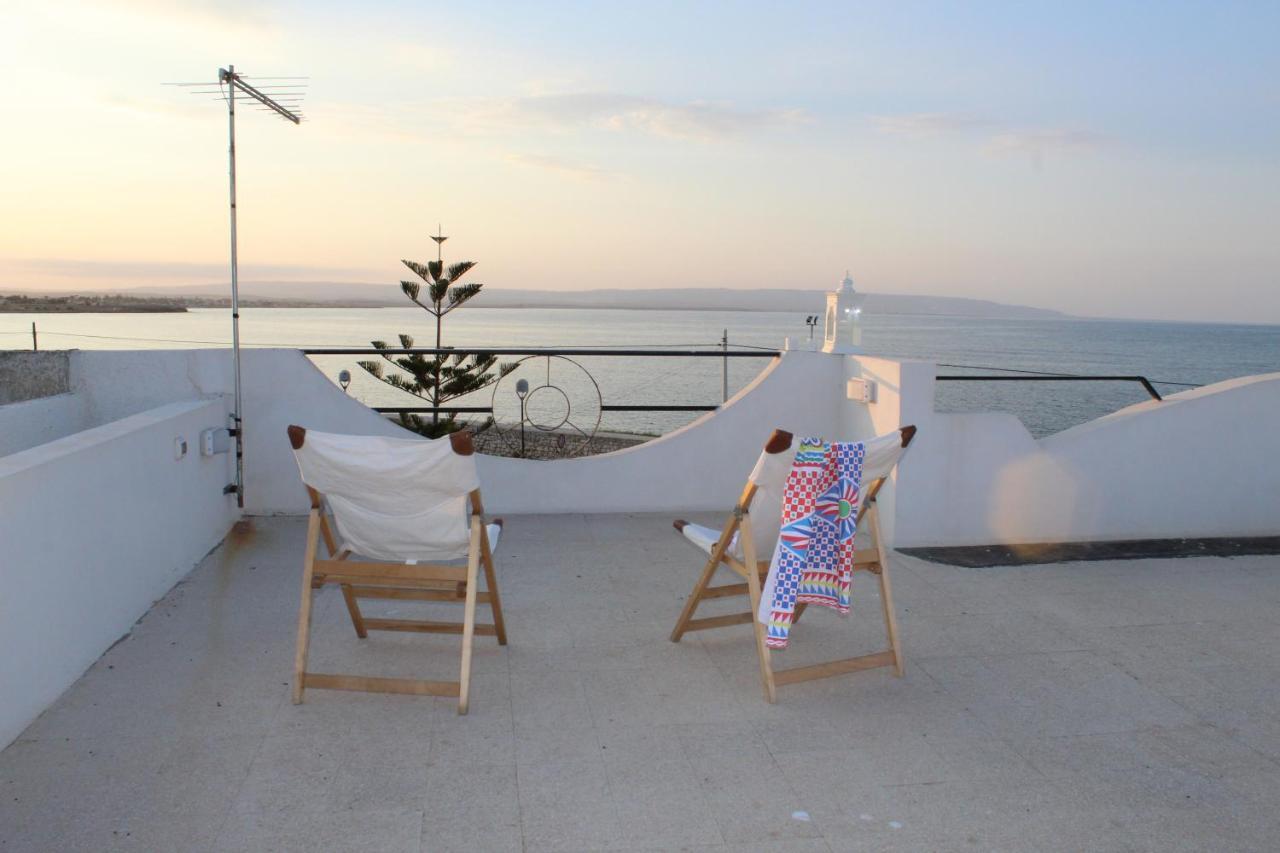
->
2, 1, 1277, 322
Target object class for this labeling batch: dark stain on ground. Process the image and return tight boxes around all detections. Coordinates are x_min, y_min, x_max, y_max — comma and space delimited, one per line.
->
900, 536, 1280, 567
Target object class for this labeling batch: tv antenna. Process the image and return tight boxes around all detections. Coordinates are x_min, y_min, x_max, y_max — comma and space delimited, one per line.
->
167, 66, 306, 508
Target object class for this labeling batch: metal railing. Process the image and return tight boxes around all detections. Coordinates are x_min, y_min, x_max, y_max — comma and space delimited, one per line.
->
935, 373, 1167, 401
305, 348, 1195, 414
301, 346, 782, 415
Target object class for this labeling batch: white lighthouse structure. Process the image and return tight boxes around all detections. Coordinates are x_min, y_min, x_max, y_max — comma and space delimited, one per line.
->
822, 270, 864, 354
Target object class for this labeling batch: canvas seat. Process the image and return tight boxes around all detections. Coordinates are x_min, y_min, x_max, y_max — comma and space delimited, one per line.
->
286, 425, 507, 714
670, 425, 916, 702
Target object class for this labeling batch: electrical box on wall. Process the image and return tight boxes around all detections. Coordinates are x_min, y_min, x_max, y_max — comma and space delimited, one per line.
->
201, 427, 232, 457
847, 378, 877, 404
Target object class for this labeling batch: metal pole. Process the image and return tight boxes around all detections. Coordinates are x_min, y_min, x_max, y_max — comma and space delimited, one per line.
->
31, 322, 37, 351
721, 329, 729, 403
226, 65, 245, 508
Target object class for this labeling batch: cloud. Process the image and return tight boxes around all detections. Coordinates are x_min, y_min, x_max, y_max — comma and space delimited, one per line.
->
455, 93, 805, 142
986, 128, 1105, 156
0, 257, 384, 287
97, 0, 277, 32
504, 152, 612, 180
102, 93, 213, 120
873, 112, 991, 137
873, 111, 1105, 164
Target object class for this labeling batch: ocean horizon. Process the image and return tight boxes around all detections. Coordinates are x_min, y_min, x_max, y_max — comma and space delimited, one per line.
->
4, 306, 1277, 439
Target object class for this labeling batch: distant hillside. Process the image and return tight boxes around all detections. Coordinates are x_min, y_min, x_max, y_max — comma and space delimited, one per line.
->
122, 281, 1068, 319
0, 293, 186, 313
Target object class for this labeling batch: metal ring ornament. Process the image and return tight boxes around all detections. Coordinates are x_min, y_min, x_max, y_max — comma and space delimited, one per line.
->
490, 355, 602, 458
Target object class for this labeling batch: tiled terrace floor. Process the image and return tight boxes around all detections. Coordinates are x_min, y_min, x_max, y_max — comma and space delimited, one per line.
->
3, 514, 1279, 852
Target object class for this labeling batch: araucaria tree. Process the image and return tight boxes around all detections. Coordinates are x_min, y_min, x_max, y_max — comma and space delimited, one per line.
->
358, 255, 516, 438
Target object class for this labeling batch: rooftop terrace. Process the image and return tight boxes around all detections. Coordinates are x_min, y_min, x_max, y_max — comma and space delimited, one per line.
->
3, 513, 1278, 852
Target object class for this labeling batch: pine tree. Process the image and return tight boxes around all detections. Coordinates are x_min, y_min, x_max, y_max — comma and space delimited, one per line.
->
358, 253, 517, 438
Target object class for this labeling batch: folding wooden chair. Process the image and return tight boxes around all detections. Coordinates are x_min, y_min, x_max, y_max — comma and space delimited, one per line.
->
286, 425, 507, 714
670, 425, 916, 702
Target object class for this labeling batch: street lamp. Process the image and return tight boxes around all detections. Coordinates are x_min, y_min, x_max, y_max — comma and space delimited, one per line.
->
515, 378, 529, 457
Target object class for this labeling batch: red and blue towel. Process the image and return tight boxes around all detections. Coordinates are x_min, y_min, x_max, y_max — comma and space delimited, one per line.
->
758, 438, 866, 649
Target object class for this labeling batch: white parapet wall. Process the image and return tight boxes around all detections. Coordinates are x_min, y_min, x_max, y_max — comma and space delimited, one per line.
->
0, 392, 90, 457
0, 399, 238, 748
55, 347, 848, 516
28, 347, 1280, 547
845, 356, 1280, 546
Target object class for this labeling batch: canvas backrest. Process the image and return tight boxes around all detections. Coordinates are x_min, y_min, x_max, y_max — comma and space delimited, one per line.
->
289, 427, 480, 562
744, 427, 911, 558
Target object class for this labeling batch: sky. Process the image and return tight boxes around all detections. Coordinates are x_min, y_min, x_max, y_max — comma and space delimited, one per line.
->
1, 0, 1277, 323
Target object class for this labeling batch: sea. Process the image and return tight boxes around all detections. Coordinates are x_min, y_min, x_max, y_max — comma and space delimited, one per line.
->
3, 308, 1277, 439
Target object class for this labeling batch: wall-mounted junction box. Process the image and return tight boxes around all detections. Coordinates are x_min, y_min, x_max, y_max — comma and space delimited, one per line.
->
847, 378, 877, 404
201, 427, 232, 457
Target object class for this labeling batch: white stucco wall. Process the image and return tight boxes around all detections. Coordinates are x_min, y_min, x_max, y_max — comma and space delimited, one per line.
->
0, 399, 238, 748
52, 348, 846, 516
0, 392, 90, 457
31, 347, 1280, 548
849, 358, 1280, 546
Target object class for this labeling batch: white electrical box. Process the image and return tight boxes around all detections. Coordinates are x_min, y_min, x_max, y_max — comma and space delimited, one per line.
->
201, 427, 232, 457
847, 378, 877, 404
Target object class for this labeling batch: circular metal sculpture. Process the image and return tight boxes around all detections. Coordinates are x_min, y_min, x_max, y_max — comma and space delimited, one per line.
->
490, 355, 602, 458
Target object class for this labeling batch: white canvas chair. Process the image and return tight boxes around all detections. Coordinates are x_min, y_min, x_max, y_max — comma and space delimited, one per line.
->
286, 425, 507, 714
670, 425, 916, 702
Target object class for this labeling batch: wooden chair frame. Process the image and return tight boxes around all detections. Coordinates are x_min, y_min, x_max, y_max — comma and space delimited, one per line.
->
670, 426, 915, 703
288, 427, 507, 715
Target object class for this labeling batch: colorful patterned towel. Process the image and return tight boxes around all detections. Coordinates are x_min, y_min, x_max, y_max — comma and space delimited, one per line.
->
757, 437, 865, 649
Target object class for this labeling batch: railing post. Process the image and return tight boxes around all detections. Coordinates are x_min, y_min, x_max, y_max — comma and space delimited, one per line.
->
31, 322, 37, 351
722, 329, 728, 403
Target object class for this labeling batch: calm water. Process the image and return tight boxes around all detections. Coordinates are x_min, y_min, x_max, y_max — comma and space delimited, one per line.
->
3, 308, 1277, 438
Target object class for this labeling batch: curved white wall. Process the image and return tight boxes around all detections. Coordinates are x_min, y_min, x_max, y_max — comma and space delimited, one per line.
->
52, 348, 845, 515
44, 347, 1280, 546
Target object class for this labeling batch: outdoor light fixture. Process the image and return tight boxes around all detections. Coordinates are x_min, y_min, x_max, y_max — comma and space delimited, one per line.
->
823, 270, 865, 354
338, 369, 351, 392
515, 378, 530, 457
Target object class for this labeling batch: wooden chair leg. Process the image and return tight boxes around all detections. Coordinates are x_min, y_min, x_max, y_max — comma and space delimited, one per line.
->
339, 585, 368, 638
670, 518, 739, 642
870, 503, 904, 676
741, 515, 777, 703
317, 510, 338, 557
670, 554, 720, 642
457, 520, 482, 715
480, 525, 507, 646
292, 510, 322, 704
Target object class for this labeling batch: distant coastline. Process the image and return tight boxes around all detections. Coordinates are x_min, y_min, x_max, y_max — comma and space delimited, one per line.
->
9, 282, 1069, 320
0, 294, 187, 314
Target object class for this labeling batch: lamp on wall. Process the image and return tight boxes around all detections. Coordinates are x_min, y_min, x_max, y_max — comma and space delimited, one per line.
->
805, 315, 819, 341
338, 370, 351, 393
515, 378, 530, 457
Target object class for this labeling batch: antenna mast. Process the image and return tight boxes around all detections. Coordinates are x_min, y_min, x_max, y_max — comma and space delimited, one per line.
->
169, 68, 306, 508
